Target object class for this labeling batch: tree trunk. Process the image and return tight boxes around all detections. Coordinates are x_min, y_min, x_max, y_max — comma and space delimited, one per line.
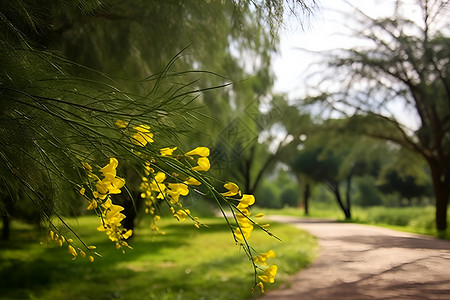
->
303, 183, 310, 216
345, 174, 352, 220
429, 161, 450, 231
241, 144, 256, 194
329, 183, 351, 219
121, 192, 143, 234
434, 184, 449, 231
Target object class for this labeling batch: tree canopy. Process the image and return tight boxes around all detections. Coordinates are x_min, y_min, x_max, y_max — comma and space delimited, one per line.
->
303, 0, 450, 230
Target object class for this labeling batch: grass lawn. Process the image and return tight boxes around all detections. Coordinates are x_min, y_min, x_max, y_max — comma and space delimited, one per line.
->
0, 214, 317, 300
261, 203, 450, 240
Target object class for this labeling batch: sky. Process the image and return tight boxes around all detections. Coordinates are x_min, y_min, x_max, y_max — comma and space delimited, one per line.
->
272, 0, 424, 128
273, 0, 401, 96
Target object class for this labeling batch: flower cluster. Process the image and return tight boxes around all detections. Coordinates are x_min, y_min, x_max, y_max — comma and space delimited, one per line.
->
219, 182, 278, 293
233, 194, 256, 241
185, 146, 211, 171
132, 124, 154, 146
48, 230, 98, 262
79, 158, 132, 250
139, 146, 211, 230
114, 120, 154, 147
115, 121, 208, 230
97, 198, 133, 250
254, 250, 278, 293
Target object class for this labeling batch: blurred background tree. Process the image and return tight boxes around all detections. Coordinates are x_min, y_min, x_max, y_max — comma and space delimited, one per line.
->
300, 0, 450, 230
288, 120, 385, 219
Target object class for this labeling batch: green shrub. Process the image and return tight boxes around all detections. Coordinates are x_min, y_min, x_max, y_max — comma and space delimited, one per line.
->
280, 188, 300, 207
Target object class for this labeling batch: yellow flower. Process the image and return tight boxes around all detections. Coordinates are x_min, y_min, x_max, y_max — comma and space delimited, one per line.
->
192, 157, 210, 172
160, 146, 177, 156
79, 187, 86, 195
258, 265, 278, 283
236, 207, 251, 221
97, 198, 129, 246
99, 158, 118, 180
174, 209, 190, 221
254, 250, 276, 266
96, 179, 110, 195
154, 172, 166, 183
257, 282, 265, 293
184, 177, 201, 186
93, 158, 126, 198
132, 124, 154, 146
98, 199, 126, 227
82, 161, 93, 171
144, 162, 154, 175
68, 245, 78, 259
95, 177, 125, 196
237, 194, 255, 209
185, 146, 210, 157
109, 177, 126, 194
102, 198, 124, 214
87, 201, 97, 211
93, 191, 108, 200
167, 183, 189, 203
221, 182, 240, 197
148, 172, 166, 198
234, 222, 254, 241
254, 213, 265, 218
167, 183, 189, 196
115, 119, 128, 128
122, 229, 133, 239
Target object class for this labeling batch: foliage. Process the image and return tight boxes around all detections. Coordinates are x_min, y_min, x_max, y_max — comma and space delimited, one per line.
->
353, 176, 383, 207
303, 0, 450, 230
289, 120, 386, 219
253, 167, 300, 209
280, 188, 300, 207
378, 169, 433, 203
256, 183, 282, 209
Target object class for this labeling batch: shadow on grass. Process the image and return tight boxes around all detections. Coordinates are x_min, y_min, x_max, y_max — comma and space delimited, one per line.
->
0, 217, 305, 300
0, 239, 186, 289
0, 228, 44, 250
0, 218, 237, 298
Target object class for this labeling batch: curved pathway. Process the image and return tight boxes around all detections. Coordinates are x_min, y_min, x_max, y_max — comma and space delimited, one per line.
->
256, 215, 450, 300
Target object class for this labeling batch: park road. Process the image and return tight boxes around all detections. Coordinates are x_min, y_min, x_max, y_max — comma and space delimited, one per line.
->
255, 215, 450, 300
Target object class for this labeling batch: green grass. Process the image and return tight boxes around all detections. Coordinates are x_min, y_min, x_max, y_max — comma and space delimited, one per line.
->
260, 202, 450, 240
0, 215, 317, 300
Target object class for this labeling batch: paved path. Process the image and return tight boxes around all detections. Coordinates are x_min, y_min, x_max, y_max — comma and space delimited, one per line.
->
256, 216, 450, 300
